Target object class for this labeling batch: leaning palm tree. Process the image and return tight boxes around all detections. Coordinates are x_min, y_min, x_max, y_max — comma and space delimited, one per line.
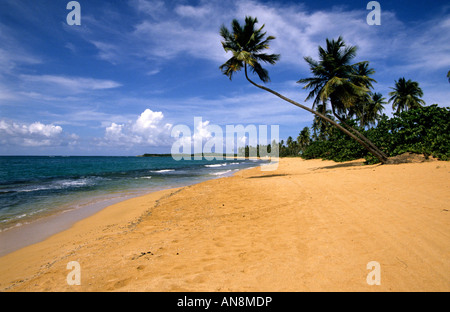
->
219, 17, 388, 163
298, 37, 387, 160
388, 77, 425, 114
447, 70, 450, 83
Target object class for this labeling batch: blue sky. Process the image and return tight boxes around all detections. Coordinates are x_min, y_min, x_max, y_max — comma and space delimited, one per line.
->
0, 0, 449, 156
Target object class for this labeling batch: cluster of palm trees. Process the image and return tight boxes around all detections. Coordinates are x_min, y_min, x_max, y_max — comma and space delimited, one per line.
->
277, 129, 311, 157
219, 16, 429, 164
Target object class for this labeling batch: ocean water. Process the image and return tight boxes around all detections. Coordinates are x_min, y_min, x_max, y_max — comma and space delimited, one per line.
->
0, 156, 264, 232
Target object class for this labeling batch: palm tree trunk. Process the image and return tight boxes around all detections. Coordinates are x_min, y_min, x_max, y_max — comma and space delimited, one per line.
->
330, 106, 388, 159
244, 65, 388, 163
360, 106, 365, 128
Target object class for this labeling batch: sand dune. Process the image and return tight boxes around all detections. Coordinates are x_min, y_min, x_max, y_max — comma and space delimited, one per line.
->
0, 158, 449, 291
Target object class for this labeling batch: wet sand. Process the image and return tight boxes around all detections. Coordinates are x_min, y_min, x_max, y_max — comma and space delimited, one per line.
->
0, 158, 449, 291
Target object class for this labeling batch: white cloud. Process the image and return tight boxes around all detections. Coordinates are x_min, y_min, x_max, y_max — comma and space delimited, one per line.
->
146, 69, 160, 76
193, 119, 213, 141
28, 122, 63, 137
131, 0, 166, 19
90, 41, 121, 64
132, 19, 225, 63
105, 122, 129, 143
175, 4, 212, 18
133, 109, 164, 133
0, 120, 76, 147
102, 108, 173, 147
20, 75, 122, 93
0, 120, 61, 138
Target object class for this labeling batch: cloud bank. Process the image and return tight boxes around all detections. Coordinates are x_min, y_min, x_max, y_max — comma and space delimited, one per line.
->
0, 120, 78, 147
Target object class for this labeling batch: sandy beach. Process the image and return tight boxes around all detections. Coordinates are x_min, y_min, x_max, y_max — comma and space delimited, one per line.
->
0, 157, 448, 292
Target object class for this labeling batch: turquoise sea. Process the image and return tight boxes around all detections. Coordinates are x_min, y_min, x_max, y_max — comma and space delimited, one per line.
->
0, 156, 264, 233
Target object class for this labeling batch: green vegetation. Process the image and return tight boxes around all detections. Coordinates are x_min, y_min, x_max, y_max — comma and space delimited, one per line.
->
286, 105, 450, 163
366, 105, 450, 162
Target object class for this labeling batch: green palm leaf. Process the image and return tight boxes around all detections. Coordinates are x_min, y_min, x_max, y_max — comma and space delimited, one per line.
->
388, 77, 425, 113
219, 16, 279, 83
297, 36, 374, 119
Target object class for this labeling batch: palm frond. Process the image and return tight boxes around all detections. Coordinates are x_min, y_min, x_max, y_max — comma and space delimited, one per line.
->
388, 77, 425, 113
298, 36, 377, 119
219, 16, 279, 83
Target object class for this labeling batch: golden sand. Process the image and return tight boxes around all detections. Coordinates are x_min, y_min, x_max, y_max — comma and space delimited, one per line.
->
0, 158, 449, 291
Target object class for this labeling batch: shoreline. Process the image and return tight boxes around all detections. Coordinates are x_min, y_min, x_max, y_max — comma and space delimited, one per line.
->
0, 192, 143, 257
0, 158, 449, 291
0, 161, 261, 257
